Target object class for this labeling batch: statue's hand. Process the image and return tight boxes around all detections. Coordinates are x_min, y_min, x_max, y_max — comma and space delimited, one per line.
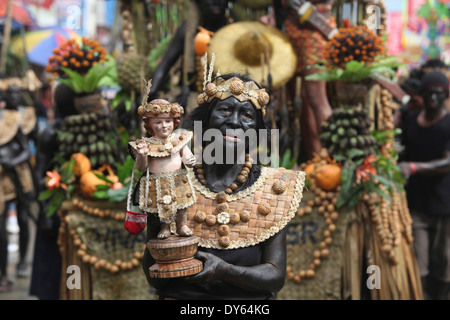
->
136, 139, 149, 155
184, 153, 196, 168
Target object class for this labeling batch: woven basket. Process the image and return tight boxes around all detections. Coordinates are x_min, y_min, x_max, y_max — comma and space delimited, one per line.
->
335, 81, 373, 107
74, 92, 105, 114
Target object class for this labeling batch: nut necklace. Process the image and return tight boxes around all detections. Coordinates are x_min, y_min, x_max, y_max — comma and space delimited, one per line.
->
194, 153, 253, 194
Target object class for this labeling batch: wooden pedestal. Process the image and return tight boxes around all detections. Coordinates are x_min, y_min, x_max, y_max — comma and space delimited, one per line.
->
147, 235, 203, 278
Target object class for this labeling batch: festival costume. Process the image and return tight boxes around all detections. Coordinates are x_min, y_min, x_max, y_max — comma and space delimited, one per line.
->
0, 109, 34, 202
156, 164, 306, 299
285, 0, 335, 75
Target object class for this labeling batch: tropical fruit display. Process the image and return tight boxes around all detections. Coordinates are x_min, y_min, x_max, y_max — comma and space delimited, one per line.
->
320, 108, 377, 161
324, 24, 384, 69
116, 52, 151, 93
57, 111, 120, 169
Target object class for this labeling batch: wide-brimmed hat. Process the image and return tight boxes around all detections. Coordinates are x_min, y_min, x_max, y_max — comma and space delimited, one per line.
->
208, 21, 297, 89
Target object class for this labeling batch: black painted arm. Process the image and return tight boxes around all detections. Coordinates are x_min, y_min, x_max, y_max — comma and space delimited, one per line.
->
187, 228, 287, 294
399, 150, 450, 178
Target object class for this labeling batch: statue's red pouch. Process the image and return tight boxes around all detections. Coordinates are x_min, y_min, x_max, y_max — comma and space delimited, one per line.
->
124, 210, 147, 235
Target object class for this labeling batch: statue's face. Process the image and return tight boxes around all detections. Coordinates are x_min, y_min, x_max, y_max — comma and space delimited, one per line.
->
208, 97, 257, 154
423, 86, 447, 111
146, 115, 174, 140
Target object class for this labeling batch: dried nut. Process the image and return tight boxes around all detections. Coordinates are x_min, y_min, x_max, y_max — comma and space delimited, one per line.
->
197, 94, 205, 105
194, 212, 206, 223
230, 183, 239, 191
205, 215, 217, 226
321, 248, 330, 258
218, 224, 230, 236
272, 180, 287, 194
219, 236, 231, 248
313, 250, 321, 259
215, 191, 227, 203
230, 79, 244, 94
137, 105, 145, 115
229, 212, 240, 224
110, 265, 119, 273
240, 210, 250, 222
305, 269, 315, 278
258, 91, 270, 106
170, 105, 180, 114
205, 82, 217, 96
258, 202, 271, 216
237, 175, 246, 183
330, 211, 339, 221
150, 105, 161, 115
216, 203, 229, 213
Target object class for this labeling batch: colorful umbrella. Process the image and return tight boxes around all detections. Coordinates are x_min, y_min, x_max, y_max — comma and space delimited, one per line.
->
10, 27, 81, 66
0, 0, 36, 28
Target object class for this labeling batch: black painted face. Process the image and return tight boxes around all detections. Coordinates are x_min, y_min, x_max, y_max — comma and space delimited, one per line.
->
6, 86, 21, 109
207, 97, 257, 155
203, 0, 228, 15
423, 86, 447, 111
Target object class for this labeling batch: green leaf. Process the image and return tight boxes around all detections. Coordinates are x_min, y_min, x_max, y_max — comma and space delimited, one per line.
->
59, 67, 85, 93
94, 172, 112, 184
46, 190, 65, 217
95, 184, 110, 191
366, 183, 392, 202
107, 185, 129, 202
38, 189, 54, 201
118, 156, 135, 183
92, 190, 108, 199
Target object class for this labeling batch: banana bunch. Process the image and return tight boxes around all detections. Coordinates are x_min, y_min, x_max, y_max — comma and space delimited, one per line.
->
320, 108, 377, 160
57, 112, 119, 168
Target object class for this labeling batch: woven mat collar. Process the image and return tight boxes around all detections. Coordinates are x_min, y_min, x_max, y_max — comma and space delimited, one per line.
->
0, 110, 20, 146
186, 167, 306, 249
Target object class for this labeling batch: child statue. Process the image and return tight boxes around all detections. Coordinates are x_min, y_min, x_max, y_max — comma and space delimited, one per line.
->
125, 80, 197, 239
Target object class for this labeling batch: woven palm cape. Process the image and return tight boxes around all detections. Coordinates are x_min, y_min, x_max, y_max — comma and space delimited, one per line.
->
0, 109, 21, 146
18, 106, 37, 135
0, 109, 34, 201
185, 166, 306, 250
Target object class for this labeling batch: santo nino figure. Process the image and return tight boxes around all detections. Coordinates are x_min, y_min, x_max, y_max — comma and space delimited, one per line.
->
127, 92, 196, 239
139, 72, 306, 299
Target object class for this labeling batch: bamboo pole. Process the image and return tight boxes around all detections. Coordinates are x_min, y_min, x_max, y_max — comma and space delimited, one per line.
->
0, 0, 13, 74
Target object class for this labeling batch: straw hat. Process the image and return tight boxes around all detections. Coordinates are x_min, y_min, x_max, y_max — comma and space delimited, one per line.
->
208, 21, 297, 89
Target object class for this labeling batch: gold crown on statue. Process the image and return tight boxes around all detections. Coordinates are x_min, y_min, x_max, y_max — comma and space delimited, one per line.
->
197, 53, 270, 113
137, 79, 184, 118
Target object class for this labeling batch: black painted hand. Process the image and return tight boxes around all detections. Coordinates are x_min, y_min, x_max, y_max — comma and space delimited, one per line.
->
185, 251, 224, 284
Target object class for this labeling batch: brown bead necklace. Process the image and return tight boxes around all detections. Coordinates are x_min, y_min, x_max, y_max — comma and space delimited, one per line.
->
194, 153, 253, 194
